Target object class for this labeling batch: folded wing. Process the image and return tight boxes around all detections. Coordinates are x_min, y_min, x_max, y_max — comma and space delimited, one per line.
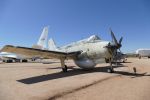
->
1, 45, 81, 59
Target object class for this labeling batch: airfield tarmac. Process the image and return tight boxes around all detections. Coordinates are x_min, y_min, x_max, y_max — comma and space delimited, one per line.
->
0, 58, 149, 100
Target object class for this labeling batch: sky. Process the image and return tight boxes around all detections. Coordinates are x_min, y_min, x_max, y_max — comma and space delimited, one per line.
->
0, 0, 150, 53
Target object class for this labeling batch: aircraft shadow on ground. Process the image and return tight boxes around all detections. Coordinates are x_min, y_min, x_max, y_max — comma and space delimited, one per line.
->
122, 61, 132, 63
114, 71, 150, 78
46, 66, 77, 70
112, 61, 132, 64
17, 65, 150, 84
112, 63, 128, 68
17, 67, 109, 84
42, 61, 60, 64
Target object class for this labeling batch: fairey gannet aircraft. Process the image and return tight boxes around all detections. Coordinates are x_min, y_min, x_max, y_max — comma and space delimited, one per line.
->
1, 29, 123, 73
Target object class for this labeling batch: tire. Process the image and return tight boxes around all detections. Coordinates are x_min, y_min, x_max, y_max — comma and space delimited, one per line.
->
6, 60, 13, 63
105, 58, 110, 63
62, 65, 68, 72
22, 59, 28, 62
107, 68, 114, 73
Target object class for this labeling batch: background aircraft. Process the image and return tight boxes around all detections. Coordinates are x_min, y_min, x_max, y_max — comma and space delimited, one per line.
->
136, 49, 150, 59
0, 26, 49, 63
1, 29, 123, 73
0, 52, 27, 63
112, 52, 127, 63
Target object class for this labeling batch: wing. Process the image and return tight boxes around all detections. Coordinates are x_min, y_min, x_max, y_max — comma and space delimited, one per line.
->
0, 45, 81, 59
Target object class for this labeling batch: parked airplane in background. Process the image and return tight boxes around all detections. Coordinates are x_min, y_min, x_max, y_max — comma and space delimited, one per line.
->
0, 52, 28, 63
0, 26, 49, 63
1, 29, 123, 73
136, 49, 150, 59
112, 52, 127, 63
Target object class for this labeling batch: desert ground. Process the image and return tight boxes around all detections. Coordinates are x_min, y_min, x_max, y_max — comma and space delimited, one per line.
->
0, 58, 149, 100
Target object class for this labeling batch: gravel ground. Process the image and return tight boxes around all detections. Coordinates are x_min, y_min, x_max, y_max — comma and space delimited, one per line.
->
0, 58, 149, 100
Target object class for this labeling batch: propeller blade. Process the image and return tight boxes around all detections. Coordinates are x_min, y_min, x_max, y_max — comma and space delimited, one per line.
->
119, 37, 123, 44
110, 28, 118, 46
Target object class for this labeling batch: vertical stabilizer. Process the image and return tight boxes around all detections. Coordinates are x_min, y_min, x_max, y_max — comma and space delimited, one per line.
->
37, 26, 49, 49
48, 38, 58, 51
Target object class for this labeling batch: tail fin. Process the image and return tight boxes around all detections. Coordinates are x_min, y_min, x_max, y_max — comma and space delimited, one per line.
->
37, 26, 49, 49
48, 38, 58, 51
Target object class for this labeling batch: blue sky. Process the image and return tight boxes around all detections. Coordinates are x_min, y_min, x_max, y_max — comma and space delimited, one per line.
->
0, 0, 150, 53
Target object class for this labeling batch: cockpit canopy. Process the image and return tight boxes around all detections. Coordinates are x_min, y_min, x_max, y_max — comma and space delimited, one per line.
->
87, 35, 101, 42
61, 35, 101, 49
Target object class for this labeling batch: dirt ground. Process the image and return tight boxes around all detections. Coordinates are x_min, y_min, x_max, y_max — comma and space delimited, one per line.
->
0, 58, 149, 100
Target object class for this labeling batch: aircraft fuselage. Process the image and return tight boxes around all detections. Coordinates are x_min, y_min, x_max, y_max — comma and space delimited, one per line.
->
60, 40, 112, 68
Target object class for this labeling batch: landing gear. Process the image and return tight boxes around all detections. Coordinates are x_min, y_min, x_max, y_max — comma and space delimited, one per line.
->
3, 59, 13, 63
62, 65, 68, 72
108, 59, 114, 73
22, 59, 28, 62
107, 67, 114, 73
60, 59, 68, 72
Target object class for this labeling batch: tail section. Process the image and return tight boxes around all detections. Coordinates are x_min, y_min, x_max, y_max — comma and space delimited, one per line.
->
32, 26, 49, 50
48, 38, 58, 51
37, 26, 49, 49
32, 26, 59, 51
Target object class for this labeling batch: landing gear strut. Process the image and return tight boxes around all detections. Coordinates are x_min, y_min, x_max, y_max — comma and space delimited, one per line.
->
60, 59, 68, 72
107, 59, 114, 73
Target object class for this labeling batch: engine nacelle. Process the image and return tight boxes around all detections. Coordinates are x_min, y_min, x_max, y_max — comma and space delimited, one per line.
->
74, 58, 96, 69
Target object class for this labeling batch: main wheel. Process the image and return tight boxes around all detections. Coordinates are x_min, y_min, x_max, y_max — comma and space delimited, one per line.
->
22, 59, 28, 62
107, 67, 114, 73
62, 65, 68, 72
6, 60, 13, 63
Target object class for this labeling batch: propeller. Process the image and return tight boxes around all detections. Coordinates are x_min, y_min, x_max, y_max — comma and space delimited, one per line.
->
105, 29, 123, 60
104, 29, 124, 71
110, 28, 123, 49
119, 37, 123, 45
